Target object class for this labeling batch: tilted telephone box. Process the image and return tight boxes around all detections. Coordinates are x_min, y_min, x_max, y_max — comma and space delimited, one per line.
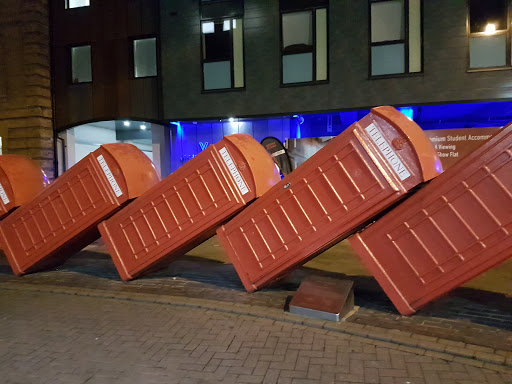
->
0, 155, 48, 220
99, 134, 281, 281
217, 106, 442, 292
350, 123, 511, 315
1, 144, 160, 275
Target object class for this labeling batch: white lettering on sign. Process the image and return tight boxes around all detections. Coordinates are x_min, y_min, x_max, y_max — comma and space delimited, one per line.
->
365, 123, 411, 181
219, 147, 249, 195
0, 183, 9, 205
271, 149, 285, 157
97, 155, 123, 197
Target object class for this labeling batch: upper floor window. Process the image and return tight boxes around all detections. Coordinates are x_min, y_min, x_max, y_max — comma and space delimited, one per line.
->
134, 37, 157, 78
468, 0, 510, 69
71, 45, 92, 83
65, 0, 89, 9
200, 0, 244, 91
280, 0, 328, 85
370, 0, 422, 77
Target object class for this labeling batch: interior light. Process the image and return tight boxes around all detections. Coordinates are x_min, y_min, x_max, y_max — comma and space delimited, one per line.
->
398, 107, 414, 121
228, 117, 235, 122
223, 20, 231, 31
123, 121, 130, 127
293, 114, 305, 125
170, 121, 182, 137
202, 22, 214, 34
140, 124, 147, 130
484, 23, 496, 35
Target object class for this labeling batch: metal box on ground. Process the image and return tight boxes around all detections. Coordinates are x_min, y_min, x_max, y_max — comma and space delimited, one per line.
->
0, 144, 160, 275
99, 134, 281, 281
349, 124, 511, 315
289, 276, 355, 322
217, 106, 442, 292
0, 155, 48, 220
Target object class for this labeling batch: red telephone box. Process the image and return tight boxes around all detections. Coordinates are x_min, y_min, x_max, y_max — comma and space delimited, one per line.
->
0, 155, 48, 220
350, 123, 511, 315
99, 134, 281, 281
217, 106, 442, 292
1, 144, 160, 275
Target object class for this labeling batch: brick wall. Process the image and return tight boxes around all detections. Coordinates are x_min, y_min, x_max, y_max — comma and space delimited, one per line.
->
0, 0, 54, 178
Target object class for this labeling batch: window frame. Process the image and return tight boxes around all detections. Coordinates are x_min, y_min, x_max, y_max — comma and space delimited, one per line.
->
69, 43, 93, 85
130, 35, 159, 79
199, 17, 246, 93
466, 0, 512, 72
368, 0, 424, 79
279, 6, 330, 87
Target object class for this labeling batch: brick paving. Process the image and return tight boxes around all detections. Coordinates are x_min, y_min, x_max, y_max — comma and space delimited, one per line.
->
1, 290, 511, 384
1, 239, 511, 353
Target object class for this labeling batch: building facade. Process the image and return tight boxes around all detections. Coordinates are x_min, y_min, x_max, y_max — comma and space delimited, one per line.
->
161, 0, 512, 119
51, 0, 161, 130
3, 0, 512, 176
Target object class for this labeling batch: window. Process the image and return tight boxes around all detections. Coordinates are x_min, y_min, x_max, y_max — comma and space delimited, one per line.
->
71, 45, 92, 83
280, 0, 328, 85
200, 0, 244, 91
65, 0, 89, 9
134, 38, 157, 78
370, 0, 422, 77
468, 0, 509, 69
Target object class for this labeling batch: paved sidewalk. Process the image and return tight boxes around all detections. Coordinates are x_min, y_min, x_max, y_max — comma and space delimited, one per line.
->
1, 290, 511, 384
1, 237, 511, 376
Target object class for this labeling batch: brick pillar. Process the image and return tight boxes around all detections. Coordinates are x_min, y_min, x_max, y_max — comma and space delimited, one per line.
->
0, 0, 54, 179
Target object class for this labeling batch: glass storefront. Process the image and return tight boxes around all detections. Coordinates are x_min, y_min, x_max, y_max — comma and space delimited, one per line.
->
58, 101, 512, 177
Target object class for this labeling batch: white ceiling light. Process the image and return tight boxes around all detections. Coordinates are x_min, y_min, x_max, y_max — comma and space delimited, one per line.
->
140, 124, 147, 130
484, 23, 497, 35
123, 121, 130, 127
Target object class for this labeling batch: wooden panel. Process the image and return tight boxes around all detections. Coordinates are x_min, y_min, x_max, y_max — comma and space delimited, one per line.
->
51, 0, 160, 129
